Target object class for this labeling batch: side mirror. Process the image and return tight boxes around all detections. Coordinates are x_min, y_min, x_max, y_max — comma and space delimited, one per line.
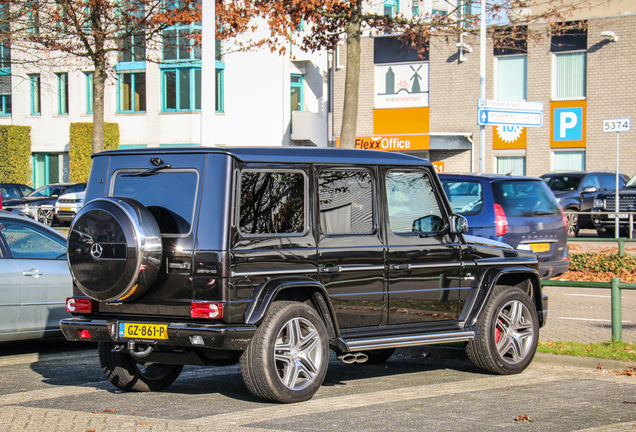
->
449, 214, 469, 234
412, 214, 446, 234
582, 186, 598, 194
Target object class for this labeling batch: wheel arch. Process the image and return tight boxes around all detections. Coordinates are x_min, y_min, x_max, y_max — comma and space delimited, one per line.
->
469, 267, 545, 328
244, 278, 339, 339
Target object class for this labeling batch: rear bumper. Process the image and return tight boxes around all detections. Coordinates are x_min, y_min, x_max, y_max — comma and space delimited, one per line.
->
60, 317, 256, 351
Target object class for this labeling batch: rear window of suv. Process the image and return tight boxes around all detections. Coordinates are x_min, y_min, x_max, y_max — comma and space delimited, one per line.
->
493, 180, 560, 217
112, 170, 199, 235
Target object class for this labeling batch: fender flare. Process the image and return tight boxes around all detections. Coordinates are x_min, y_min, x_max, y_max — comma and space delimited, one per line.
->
244, 277, 340, 338
467, 266, 544, 327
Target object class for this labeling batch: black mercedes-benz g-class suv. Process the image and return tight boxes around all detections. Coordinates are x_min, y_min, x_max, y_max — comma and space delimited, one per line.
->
61, 147, 546, 403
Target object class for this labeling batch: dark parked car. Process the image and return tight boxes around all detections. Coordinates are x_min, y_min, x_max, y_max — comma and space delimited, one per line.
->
592, 174, 636, 237
540, 171, 628, 237
0, 183, 34, 201
61, 147, 546, 403
0, 210, 71, 342
439, 173, 569, 279
2, 183, 85, 226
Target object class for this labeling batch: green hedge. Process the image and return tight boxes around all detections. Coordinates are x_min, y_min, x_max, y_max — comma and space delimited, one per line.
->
69, 123, 119, 182
0, 125, 32, 185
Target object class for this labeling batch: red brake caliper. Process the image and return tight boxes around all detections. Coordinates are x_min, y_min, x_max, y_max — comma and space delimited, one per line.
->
495, 319, 502, 343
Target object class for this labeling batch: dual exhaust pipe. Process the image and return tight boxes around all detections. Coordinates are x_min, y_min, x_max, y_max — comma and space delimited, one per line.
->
337, 352, 369, 364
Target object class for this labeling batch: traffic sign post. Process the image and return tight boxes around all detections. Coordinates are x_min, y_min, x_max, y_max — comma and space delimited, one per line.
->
603, 118, 631, 238
477, 99, 544, 128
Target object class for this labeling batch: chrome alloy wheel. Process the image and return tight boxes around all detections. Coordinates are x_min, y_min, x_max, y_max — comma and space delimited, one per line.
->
495, 299, 535, 365
274, 316, 324, 391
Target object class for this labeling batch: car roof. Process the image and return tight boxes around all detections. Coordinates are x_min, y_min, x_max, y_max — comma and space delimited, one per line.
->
95, 146, 433, 167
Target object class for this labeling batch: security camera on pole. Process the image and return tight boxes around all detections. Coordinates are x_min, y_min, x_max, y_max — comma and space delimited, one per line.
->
602, 118, 631, 238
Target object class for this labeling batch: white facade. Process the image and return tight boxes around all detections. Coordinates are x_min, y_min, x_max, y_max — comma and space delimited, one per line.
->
1, 26, 329, 187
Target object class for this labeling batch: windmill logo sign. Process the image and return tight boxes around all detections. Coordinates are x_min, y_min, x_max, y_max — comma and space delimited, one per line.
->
374, 62, 429, 109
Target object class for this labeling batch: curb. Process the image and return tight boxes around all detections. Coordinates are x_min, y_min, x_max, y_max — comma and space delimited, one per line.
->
397, 346, 636, 371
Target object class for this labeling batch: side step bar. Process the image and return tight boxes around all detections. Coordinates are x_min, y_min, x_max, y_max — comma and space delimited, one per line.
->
339, 330, 476, 352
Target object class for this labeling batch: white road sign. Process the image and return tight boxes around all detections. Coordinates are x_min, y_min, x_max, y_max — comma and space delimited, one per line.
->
477, 99, 544, 128
603, 118, 630, 133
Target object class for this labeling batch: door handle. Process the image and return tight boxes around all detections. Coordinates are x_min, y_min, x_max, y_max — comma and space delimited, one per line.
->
392, 263, 411, 271
320, 265, 342, 273
23, 268, 43, 278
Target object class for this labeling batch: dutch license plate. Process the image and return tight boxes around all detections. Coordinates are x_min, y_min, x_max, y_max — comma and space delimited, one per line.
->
119, 322, 168, 340
61, 207, 71, 211
529, 243, 550, 253
609, 213, 628, 219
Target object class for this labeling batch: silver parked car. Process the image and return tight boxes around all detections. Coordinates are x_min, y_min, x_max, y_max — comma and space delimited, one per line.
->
0, 210, 71, 342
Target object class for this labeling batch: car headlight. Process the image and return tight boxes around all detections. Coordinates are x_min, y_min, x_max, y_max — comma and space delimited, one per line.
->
594, 198, 604, 208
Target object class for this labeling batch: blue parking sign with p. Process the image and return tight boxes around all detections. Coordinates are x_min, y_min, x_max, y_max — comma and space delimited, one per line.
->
554, 107, 583, 141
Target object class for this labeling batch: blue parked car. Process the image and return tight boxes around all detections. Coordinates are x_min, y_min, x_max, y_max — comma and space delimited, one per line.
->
439, 173, 569, 279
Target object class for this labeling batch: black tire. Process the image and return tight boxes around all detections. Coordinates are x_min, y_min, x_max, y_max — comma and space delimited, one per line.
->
565, 210, 579, 237
68, 197, 162, 302
466, 286, 538, 375
98, 342, 183, 392
360, 348, 396, 364
240, 301, 329, 403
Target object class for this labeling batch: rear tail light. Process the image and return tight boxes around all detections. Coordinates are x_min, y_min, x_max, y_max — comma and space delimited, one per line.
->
78, 330, 92, 339
559, 205, 568, 230
66, 297, 97, 313
494, 204, 508, 237
191, 301, 224, 319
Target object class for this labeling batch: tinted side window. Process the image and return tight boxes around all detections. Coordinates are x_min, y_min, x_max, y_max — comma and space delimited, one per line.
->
0, 219, 66, 259
440, 179, 483, 215
0, 185, 19, 198
319, 170, 374, 235
600, 174, 624, 190
582, 175, 600, 190
386, 171, 443, 234
240, 171, 305, 235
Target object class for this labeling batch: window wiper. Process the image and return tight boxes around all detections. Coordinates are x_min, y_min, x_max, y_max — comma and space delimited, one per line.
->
122, 164, 172, 177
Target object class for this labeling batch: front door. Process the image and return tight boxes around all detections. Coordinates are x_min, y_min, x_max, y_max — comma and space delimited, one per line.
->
384, 169, 464, 325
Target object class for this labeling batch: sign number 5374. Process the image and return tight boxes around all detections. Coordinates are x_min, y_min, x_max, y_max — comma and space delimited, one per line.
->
603, 118, 631, 133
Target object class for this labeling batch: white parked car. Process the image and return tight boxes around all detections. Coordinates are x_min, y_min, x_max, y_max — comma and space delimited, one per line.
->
55, 189, 86, 225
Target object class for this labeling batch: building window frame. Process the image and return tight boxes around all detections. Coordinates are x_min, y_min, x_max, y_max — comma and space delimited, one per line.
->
117, 71, 146, 113
161, 66, 200, 112
57, 72, 69, 115
85, 71, 93, 114
552, 50, 587, 100
290, 74, 303, 113
552, 149, 585, 171
29, 74, 41, 116
383, 0, 399, 17
494, 54, 527, 101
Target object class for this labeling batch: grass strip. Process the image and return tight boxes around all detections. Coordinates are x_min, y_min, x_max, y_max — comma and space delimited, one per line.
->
538, 339, 636, 362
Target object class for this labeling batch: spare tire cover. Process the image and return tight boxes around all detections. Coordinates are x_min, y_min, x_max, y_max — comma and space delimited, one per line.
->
68, 197, 163, 302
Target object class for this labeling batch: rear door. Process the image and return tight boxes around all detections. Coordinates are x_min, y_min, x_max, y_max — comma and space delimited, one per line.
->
316, 167, 385, 329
